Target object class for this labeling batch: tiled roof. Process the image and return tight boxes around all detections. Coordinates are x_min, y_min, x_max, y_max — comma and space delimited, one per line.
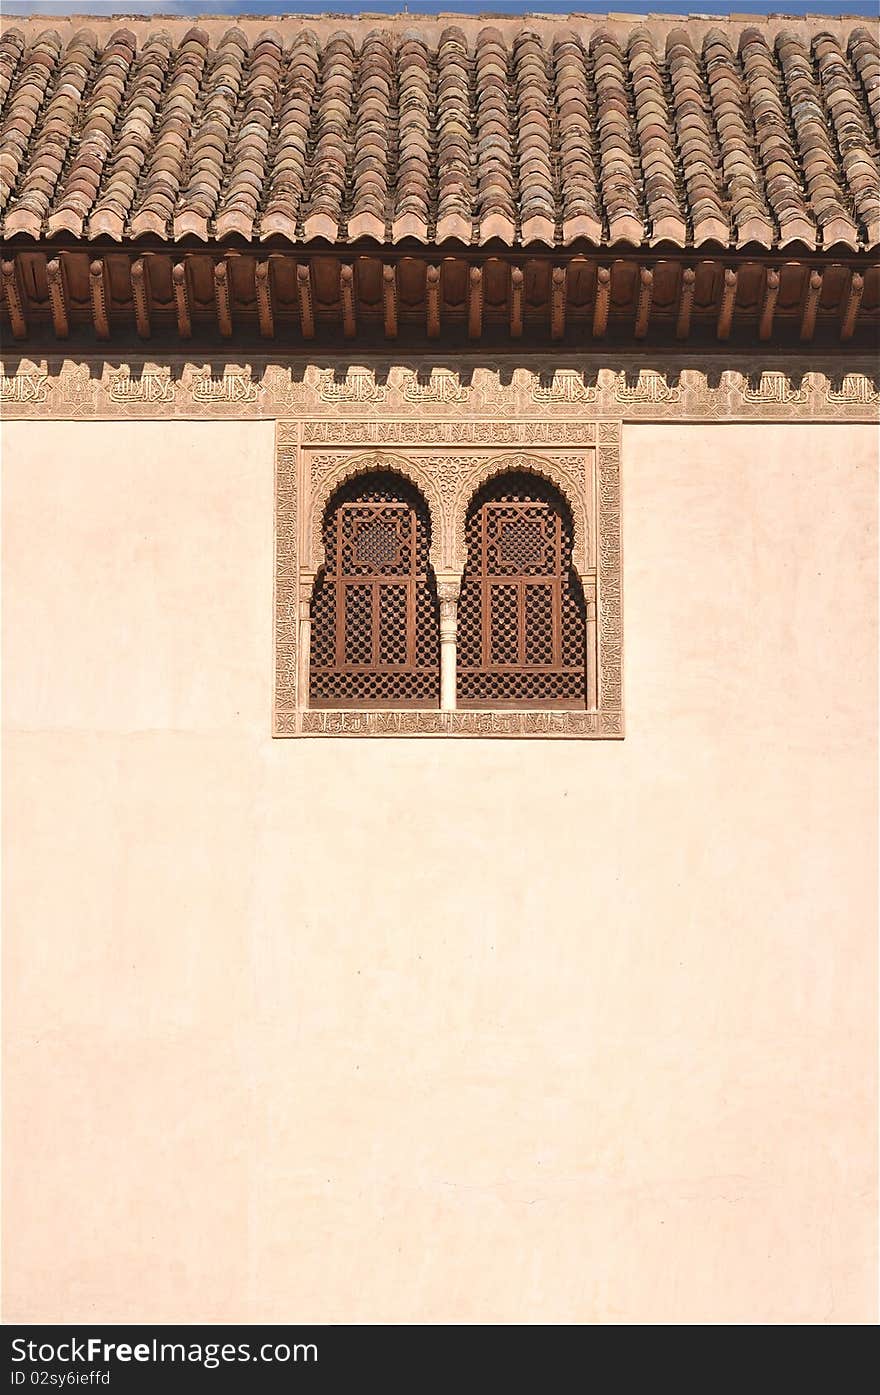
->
0, 15, 878, 250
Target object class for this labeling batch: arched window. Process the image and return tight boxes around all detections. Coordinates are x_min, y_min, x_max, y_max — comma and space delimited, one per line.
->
457, 472, 586, 708
309, 471, 439, 707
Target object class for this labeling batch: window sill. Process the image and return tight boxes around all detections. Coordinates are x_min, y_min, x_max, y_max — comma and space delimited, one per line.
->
274, 709, 623, 738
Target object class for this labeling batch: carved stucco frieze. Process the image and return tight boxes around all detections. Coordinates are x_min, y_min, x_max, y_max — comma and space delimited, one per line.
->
613, 368, 682, 405
401, 367, 471, 406
1, 358, 877, 422
107, 365, 175, 406
825, 372, 880, 407
191, 366, 260, 406
0, 369, 48, 404
56, 362, 96, 414
297, 709, 622, 738
738, 370, 809, 406
302, 419, 601, 446
315, 367, 387, 406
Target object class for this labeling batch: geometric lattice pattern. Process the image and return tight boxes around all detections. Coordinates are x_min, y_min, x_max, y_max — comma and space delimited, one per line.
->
354, 519, 400, 568
457, 473, 586, 707
310, 472, 439, 707
498, 517, 553, 569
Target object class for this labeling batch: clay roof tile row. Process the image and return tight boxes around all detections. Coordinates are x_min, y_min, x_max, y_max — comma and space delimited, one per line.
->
0, 20, 877, 250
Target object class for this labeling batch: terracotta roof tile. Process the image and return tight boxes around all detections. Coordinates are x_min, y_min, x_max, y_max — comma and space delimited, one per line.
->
46, 26, 136, 239
849, 27, 880, 148
816, 29, 880, 246
776, 28, 859, 249
303, 29, 355, 242
514, 30, 556, 245
349, 27, 393, 241
128, 25, 209, 239
172, 26, 247, 241
628, 27, 687, 245
87, 30, 171, 239
260, 29, 319, 242
702, 28, 774, 248
0, 16, 877, 249
435, 24, 473, 243
592, 30, 645, 247
553, 32, 601, 243
0, 27, 26, 115
392, 32, 431, 241
667, 26, 730, 246
739, 25, 817, 248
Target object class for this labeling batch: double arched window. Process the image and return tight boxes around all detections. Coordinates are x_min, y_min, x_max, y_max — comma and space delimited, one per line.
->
309, 469, 588, 711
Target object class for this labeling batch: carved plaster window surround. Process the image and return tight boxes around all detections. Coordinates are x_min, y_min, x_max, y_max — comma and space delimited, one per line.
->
274, 419, 623, 738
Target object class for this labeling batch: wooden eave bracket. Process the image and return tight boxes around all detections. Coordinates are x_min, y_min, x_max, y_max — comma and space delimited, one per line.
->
255, 259, 274, 339
89, 258, 111, 340
296, 263, 315, 340
46, 255, 70, 338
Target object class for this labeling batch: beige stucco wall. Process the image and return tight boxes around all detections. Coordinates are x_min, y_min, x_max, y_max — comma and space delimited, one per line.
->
2, 415, 876, 1324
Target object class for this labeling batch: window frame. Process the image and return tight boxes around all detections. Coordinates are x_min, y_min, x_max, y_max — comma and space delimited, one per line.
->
274, 422, 623, 739
309, 474, 440, 709
455, 478, 588, 709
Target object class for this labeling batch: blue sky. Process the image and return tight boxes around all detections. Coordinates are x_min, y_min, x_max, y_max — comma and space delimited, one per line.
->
2, 1, 877, 17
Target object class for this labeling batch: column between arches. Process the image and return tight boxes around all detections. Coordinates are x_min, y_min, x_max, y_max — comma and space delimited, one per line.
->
437, 572, 463, 712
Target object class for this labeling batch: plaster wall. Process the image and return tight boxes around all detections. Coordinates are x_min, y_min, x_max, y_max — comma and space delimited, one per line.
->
2, 416, 876, 1324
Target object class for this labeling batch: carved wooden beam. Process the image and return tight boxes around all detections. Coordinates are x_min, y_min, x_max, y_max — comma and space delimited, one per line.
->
46, 256, 69, 339
758, 267, 779, 341
840, 271, 864, 341
675, 266, 695, 340
255, 259, 274, 338
296, 263, 315, 339
214, 259, 232, 337
6, 247, 870, 351
509, 265, 523, 338
172, 260, 192, 339
634, 265, 653, 339
340, 263, 356, 338
799, 269, 822, 342
592, 266, 611, 338
382, 263, 398, 339
716, 267, 738, 340
89, 258, 110, 340
550, 265, 566, 340
468, 264, 483, 339
426, 264, 441, 338
130, 256, 151, 339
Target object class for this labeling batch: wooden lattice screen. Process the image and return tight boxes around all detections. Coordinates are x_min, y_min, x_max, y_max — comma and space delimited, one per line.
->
457, 474, 587, 708
310, 473, 439, 707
